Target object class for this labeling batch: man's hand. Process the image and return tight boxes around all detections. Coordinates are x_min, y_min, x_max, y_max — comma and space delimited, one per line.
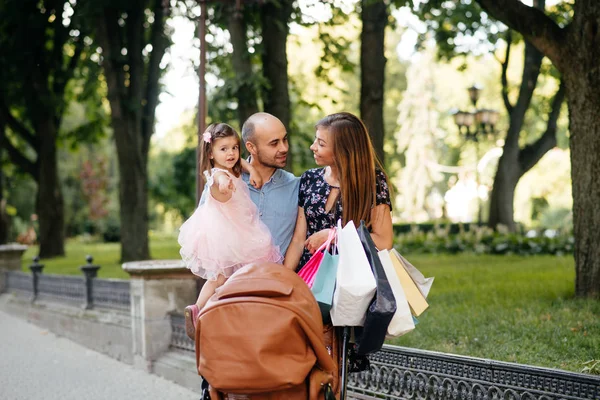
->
304, 229, 332, 255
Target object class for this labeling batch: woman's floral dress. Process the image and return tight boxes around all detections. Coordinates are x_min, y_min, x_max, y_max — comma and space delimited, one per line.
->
297, 167, 392, 271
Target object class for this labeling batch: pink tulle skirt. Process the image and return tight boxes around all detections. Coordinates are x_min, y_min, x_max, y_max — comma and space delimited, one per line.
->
178, 175, 282, 281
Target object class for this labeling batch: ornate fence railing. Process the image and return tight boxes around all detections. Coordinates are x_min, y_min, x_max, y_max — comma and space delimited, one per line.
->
347, 345, 599, 400
169, 315, 599, 400
91, 278, 131, 311
170, 313, 195, 353
5, 270, 32, 294
37, 273, 86, 305
2, 261, 130, 312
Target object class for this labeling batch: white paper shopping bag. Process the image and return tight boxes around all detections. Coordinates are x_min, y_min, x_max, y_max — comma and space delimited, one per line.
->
378, 249, 415, 338
330, 220, 376, 326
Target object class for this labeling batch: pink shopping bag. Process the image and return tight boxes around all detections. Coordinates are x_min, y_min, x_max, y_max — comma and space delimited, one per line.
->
297, 228, 336, 288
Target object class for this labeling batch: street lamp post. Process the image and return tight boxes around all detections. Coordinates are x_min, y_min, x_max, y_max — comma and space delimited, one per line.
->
452, 84, 500, 225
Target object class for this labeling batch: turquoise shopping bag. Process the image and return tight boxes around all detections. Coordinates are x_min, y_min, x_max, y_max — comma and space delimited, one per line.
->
311, 250, 339, 324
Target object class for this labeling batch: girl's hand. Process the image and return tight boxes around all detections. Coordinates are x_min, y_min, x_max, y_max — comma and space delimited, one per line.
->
249, 170, 263, 189
304, 229, 331, 255
217, 175, 235, 195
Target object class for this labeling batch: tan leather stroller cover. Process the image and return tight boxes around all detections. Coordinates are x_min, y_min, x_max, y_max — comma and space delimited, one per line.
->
195, 262, 336, 400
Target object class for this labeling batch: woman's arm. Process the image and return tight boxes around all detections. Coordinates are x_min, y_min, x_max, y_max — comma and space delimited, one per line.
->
370, 204, 393, 250
304, 229, 332, 255
283, 207, 307, 271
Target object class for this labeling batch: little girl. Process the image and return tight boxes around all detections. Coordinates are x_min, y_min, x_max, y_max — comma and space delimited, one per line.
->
179, 122, 282, 339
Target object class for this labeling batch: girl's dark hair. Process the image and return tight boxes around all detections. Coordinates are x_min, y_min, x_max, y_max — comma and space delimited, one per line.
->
199, 123, 242, 184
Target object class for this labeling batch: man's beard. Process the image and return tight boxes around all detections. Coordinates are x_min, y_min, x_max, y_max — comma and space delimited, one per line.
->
255, 149, 287, 169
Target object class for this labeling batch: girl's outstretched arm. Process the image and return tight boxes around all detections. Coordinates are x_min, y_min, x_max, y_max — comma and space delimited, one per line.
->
210, 171, 235, 203
241, 158, 263, 188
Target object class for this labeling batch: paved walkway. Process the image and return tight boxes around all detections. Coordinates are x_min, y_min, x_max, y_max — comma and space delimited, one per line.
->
0, 311, 199, 400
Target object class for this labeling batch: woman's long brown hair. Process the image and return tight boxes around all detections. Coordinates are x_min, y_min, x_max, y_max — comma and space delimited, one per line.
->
199, 123, 242, 185
315, 112, 389, 228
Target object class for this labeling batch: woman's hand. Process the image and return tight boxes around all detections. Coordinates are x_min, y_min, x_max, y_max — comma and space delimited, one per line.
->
304, 229, 331, 255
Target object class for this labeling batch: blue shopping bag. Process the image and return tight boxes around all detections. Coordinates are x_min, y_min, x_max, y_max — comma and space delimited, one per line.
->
311, 249, 339, 324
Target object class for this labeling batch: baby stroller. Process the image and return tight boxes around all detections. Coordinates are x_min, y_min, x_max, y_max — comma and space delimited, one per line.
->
195, 262, 338, 400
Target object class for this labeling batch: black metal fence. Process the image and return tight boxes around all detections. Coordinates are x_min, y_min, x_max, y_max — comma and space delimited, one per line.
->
1, 256, 130, 312
169, 316, 600, 400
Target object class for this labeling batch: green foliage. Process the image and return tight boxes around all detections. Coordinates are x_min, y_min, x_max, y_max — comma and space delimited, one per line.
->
581, 360, 600, 375
101, 217, 121, 243
414, 0, 504, 59
148, 147, 196, 220
395, 225, 574, 256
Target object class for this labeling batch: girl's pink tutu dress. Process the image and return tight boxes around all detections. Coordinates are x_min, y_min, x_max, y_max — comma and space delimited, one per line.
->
178, 168, 282, 280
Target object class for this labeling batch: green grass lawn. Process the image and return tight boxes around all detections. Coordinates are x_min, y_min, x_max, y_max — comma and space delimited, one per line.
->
19, 236, 600, 373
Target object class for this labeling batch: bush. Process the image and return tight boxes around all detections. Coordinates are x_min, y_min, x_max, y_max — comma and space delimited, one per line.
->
395, 224, 574, 256
101, 217, 121, 243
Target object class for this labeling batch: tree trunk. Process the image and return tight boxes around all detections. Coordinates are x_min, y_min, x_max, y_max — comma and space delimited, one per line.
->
360, 0, 387, 163
260, 0, 292, 169
228, 8, 258, 126
487, 154, 521, 231
96, 0, 168, 262
488, 40, 543, 231
36, 120, 65, 257
113, 122, 149, 262
563, 0, 600, 298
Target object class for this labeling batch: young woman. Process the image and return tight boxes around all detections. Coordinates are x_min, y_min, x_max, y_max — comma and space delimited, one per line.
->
284, 112, 394, 396
284, 111, 393, 271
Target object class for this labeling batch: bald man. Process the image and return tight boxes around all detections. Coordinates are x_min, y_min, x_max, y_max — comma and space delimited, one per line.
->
240, 113, 299, 255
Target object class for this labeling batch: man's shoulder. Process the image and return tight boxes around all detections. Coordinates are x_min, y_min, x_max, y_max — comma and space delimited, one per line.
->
271, 169, 299, 190
277, 168, 299, 183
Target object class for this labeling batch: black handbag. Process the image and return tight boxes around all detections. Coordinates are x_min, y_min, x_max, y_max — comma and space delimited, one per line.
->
354, 221, 397, 355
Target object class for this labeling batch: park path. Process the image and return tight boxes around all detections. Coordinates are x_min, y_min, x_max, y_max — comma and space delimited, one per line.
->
0, 310, 199, 400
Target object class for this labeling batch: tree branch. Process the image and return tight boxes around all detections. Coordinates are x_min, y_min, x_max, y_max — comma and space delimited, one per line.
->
0, 127, 37, 179
501, 31, 513, 115
0, 100, 38, 150
476, 0, 566, 70
504, 41, 543, 151
519, 80, 566, 173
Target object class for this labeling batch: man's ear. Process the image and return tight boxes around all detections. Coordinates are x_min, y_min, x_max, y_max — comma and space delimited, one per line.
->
245, 141, 256, 155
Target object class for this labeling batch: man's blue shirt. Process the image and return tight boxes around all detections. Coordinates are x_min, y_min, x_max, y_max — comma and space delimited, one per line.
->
199, 169, 299, 256
242, 169, 299, 256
